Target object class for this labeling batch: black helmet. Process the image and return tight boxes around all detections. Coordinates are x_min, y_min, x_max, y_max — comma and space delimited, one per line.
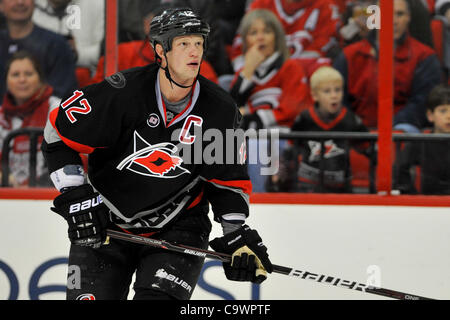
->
149, 7, 210, 53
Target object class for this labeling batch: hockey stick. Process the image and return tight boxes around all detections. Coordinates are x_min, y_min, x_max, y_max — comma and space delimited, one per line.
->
106, 229, 435, 300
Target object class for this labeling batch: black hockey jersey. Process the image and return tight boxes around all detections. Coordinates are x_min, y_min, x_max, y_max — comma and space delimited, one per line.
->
44, 63, 250, 230
281, 105, 369, 192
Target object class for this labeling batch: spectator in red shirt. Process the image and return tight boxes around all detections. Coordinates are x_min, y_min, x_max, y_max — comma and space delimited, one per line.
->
0, 0, 77, 101
229, 9, 310, 130
333, 0, 442, 132
230, 0, 340, 72
0, 51, 59, 186
228, 8, 311, 192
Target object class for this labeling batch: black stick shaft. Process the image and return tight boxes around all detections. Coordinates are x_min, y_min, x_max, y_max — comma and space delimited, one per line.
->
106, 229, 435, 300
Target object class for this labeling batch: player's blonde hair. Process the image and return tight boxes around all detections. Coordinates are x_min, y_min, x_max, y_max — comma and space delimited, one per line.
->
310, 66, 344, 91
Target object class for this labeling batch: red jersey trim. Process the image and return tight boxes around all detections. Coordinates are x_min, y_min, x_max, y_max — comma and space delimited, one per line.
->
208, 179, 252, 195
163, 81, 198, 128
187, 189, 204, 209
308, 106, 347, 130
117, 226, 157, 238
49, 107, 96, 154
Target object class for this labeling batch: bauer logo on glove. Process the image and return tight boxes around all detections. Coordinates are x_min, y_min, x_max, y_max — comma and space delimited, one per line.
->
209, 225, 273, 284
51, 184, 110, 248
69, 195, 103, 213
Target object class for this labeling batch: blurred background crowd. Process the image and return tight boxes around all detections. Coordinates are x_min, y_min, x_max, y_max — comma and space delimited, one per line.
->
0, 0, 449, 194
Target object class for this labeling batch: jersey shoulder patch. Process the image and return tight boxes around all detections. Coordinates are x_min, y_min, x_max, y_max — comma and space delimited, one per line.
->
105, 72, 126, 89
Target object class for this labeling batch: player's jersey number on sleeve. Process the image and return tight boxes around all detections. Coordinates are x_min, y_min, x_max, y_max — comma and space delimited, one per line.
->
61, 90, 93, 124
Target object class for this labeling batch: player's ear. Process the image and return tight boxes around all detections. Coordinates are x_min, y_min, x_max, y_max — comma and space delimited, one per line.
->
155, 43, 166, 66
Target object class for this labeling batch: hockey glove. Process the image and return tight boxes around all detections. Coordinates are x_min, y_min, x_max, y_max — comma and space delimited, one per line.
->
209, 225, 273, 284
51, 184, 109, 248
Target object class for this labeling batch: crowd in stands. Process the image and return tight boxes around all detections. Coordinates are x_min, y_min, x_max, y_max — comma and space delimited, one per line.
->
0, 0, 449, 194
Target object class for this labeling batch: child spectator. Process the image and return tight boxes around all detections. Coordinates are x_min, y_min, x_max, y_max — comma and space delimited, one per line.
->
0, 51, 60, 187
393, 84, 450, 195
268, 66, 371, 193
0, 0, 78, 100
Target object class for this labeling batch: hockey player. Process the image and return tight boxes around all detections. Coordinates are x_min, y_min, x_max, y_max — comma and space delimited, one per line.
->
42, 7, 272, 300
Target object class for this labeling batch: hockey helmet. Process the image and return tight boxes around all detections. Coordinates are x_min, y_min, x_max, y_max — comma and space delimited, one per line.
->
149, 7, 210, 53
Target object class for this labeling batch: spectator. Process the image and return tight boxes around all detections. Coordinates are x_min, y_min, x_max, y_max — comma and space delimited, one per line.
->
229, 9, 310, 130
229, 9, 311, 192
267, 66, 370, 193
32, 0, 105, 83
90, 3, 218, 85
393, 84, 450, 194
0, 0, 78, 101
0, 51, 59, 187
335, 0, 433, 53
230, 0, 340, 72
333, 0, 442, 132
338, 1, 373, 47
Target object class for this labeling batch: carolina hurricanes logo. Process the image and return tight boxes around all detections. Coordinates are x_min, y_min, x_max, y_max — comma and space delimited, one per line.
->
117, 131, 190, 178
76, 293, 95, 300
308, 140, 345, 162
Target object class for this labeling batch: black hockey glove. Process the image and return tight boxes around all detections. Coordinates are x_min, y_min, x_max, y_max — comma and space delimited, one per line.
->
209, 225, 273, 284
51, 184, 109, 248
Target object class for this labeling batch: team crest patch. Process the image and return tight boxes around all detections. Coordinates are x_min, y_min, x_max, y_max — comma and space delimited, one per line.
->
117, 131, 189, 178
105, 72, 126, 88
76, 293, 95, 300
147, 113, 160, 128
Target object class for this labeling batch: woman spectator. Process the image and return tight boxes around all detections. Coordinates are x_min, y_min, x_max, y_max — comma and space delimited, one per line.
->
230, 9, 310, 130
0, 51, 59, 187
229, 9, 311, 192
